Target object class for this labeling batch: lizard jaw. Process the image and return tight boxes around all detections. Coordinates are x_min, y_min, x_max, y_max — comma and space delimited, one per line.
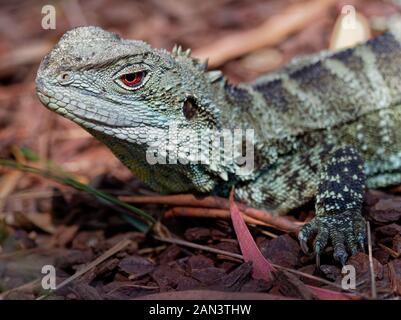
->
35, 75, 140, 136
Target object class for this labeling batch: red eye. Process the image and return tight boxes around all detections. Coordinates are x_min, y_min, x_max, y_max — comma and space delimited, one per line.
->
120, 71, 145, 87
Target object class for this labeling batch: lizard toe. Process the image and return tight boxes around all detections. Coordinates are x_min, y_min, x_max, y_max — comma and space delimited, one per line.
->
299, 211, 366, 266
331, 230, 348, 265
298, 219, 318, 254
354, 216, 367, 252
314, 229, 328, 268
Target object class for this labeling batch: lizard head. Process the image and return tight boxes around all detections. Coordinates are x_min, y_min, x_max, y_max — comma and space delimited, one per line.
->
36, 26, 236, 193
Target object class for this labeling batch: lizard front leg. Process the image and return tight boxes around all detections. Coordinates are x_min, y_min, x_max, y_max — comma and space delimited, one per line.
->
236, 144, 366, 265
298, 145, 366, 265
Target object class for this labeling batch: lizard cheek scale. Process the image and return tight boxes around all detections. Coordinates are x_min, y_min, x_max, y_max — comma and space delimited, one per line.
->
36, 25, 401, 266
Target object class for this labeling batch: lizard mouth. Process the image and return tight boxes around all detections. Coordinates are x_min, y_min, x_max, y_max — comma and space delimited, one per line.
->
36, 85, 133, 130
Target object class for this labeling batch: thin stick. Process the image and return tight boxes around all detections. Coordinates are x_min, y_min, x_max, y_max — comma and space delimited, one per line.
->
367, 221, 377, 299
120, 194, 230, 208
166, 206, 278, 228
378, 243, 400, 259
36, 239, 132, 300
155, 235, 243, 259
122, 194, 301, 233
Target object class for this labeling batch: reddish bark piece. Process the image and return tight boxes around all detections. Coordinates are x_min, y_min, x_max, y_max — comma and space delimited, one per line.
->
191, 267, 226, 285
388, 260, 401, 296
210, 241, 241, 255
348, 252, 384, 280
259, 234, 301, 268
367, 197, 401, 223
273, 270, 315, 299
229, 189, 275, 281
50, 225, 79, 247
393, 234, 401, 255
118, 255, 155, 278
151, 264, 194, 292
375, 223, 401, 237
207, 262, 254, 292
54, 249, 94, 269
70, 284, 103, 300
95, 258, 120, 277
187, 255, 214, 270
372, 248, 390, 265
184, 227, 212, 242
240, 278, 273, 293
158, 245, 181, 264
72, 230, 105, 251
101, 281, 158, 299
306, 285, 355, 300
175, 277, 200, 291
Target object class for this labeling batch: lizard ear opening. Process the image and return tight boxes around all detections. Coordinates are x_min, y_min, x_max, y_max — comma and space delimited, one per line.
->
182, 96, 198, 120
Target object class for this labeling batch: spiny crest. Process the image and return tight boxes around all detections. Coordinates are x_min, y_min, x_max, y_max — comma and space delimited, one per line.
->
206, 70, 224, 83
171, 44, 226, 85
172, 44, 191, 58
171, 44, 208, 71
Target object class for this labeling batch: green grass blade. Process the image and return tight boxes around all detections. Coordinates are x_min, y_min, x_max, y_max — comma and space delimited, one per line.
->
0, 159, 155, 233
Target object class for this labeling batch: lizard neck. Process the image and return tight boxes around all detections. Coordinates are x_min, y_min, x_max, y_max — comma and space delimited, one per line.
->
217, 80, 292, 169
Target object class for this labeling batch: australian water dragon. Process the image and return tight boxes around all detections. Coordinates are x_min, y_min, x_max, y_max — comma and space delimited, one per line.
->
35, 26, 401, 265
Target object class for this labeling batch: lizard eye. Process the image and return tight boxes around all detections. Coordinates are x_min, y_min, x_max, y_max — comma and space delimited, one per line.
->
120, 71, 145, 88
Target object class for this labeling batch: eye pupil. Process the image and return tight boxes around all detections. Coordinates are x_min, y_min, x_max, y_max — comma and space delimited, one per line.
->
121, 72, 144, 87
125, 74, 135, 82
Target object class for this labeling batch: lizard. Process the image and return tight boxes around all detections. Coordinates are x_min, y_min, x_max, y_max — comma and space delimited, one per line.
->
35, 26, 401, 265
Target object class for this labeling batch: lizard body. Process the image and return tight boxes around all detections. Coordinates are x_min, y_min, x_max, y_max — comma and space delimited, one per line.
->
36, 26, 401, 264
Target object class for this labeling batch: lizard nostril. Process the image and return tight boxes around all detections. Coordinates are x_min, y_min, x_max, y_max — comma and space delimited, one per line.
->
58, 71, 73, 84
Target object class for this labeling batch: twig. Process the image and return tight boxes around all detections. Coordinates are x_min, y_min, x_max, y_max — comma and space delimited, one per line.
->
36, 239, 132, 300
192, 0, 338, 67
154, 235, 243, 260
367, 221, 377, 299
166, 206, 278, 229
120, 194, 229, 208
121, 194, 301, 233
378, 243, 400, 258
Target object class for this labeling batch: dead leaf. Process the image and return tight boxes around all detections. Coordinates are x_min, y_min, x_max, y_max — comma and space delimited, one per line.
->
229, 189, 275, 281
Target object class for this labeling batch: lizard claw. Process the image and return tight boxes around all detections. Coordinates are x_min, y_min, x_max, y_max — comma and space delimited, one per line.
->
359, 240, 366, 253
315, 253, 321, 269
298, 211, 366, 266
300, 239, 309, 254
298, 219, 317, 254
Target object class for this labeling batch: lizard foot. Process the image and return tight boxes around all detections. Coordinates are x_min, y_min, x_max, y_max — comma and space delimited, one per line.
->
298, 211, 366, 266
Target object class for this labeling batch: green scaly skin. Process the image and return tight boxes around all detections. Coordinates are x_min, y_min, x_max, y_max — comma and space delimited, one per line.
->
36, 26, 401, 265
